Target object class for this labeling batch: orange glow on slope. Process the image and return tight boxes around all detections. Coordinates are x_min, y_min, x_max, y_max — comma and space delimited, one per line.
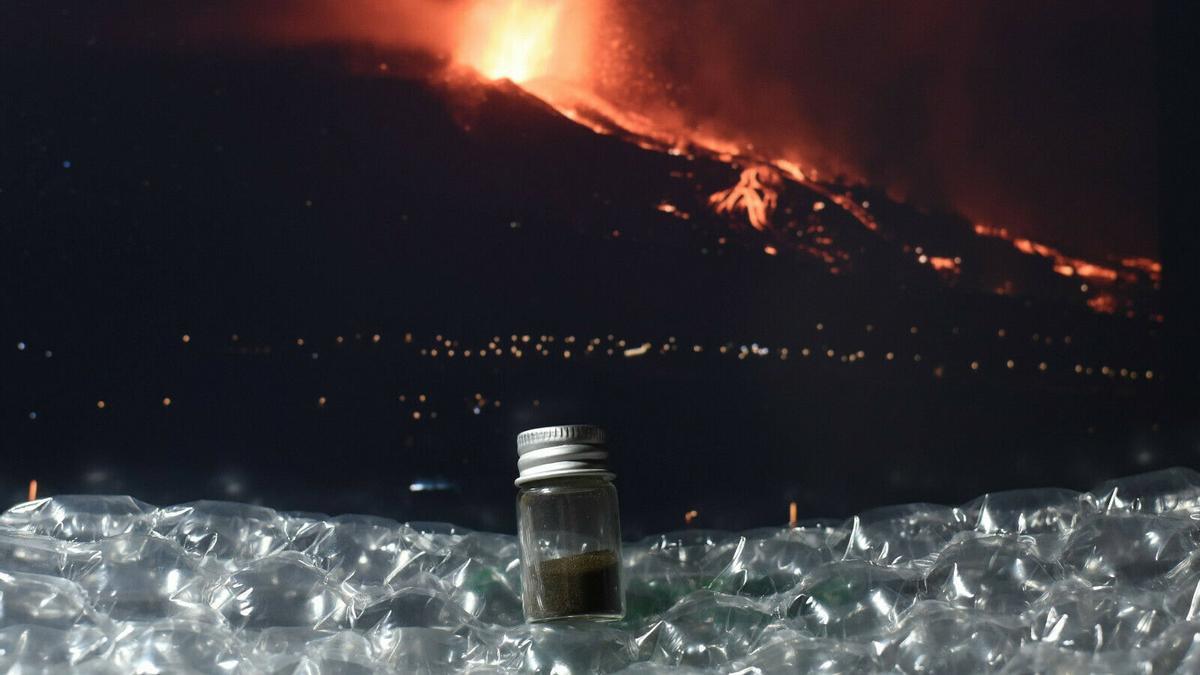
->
927, 256, 959, 273
1072, 263, 1117, 282
827, 192, 878, 231
1121, 257, 1162, 281
1087, 293, 1117, 314
974, 223, 1124, 283
450, 3, 893, 240
974, 223, 1009, 238
445, 4, 1154, 310
709, 167, 781, 230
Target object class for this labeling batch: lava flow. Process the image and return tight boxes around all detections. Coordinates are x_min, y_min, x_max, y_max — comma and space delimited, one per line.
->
973, 223, 1163, 293
449, 0, 1159, 316
708, 167, 780, 231
449, 0, 901, 240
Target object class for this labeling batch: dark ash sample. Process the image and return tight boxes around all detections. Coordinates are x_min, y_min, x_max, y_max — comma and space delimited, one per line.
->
532, 549, 622, 620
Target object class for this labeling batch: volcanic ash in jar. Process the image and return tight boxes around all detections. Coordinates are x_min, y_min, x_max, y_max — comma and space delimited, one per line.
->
535, 549, 621, 618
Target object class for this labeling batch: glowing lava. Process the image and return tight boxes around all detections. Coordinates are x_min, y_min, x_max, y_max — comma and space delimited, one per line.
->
709, 167, 781, 231
926, 256, 959, 273
458, 0, 559, 82
446, 0, 1157, 316
973, 224, 1119, 282
455, 0, 595, 87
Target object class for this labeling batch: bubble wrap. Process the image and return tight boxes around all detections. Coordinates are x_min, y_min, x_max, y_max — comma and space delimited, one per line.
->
1, 469, 1199, 673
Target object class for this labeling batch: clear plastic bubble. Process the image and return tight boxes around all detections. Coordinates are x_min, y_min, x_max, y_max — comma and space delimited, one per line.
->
73, 534, 213, 622
837, 503, 969, 568
0, 495, 154, 542
924, 534, 1061, 614
1060, 513, 1199, 586
642, 591, 776, 667
886, 601, 1023, 675
965, 488, 1085, 537
1026, 580, 1171, 652
785, 560, 923, 638
0, 571, 97, 630
730, 628, 884, 673
210, 552, 351, 630
1093, 468, 1200, 516
0, 467, 1197, 672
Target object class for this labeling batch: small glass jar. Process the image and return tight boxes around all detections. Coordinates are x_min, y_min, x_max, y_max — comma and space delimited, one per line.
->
515, 425, 624, 622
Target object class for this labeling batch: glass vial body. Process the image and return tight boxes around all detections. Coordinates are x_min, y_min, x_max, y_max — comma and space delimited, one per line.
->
517, 476, 624, 622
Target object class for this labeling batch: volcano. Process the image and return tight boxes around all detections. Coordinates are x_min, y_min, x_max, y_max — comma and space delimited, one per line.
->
1, 43, 1168, 531
2, 42, 1160, 330
463, 71, 1162, 323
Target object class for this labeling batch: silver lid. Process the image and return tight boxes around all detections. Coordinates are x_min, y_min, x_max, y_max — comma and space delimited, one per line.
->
515, 425, 614, 486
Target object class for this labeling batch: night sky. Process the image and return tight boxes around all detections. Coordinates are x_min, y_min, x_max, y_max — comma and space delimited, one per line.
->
1, 1, 1180, 533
